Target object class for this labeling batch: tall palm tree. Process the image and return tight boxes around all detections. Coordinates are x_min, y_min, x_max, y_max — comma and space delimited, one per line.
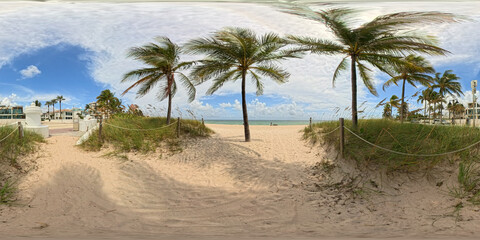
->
51, 99, 57, 120
417, 88, 428, 119
383, 55, 434, 123
121, 37, 196, 124
387, 95, 401, 118
56, 95, 65, 120
186, 27, 296, 142
383, 103, 392, 118
454, 102, 465, 119
430, 91, 445, 120
96, 89, 118, 118
432, 70, 462, 119
282, 6, 456, 128
45, 101, 51, 120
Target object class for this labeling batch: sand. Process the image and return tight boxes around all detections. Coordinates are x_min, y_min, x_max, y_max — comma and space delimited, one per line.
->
1, 124, 479, 239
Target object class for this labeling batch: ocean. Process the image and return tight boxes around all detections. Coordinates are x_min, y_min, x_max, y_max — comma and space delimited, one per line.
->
203, 120, 327, 126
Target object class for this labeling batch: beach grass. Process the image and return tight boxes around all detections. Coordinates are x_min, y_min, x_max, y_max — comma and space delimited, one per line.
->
0, 125, 44, 205
0, 125, 44, 167
80, 114, 213, 153
0, 179, 16, 205
305, 119, 480, 203
304, 119, 480, 171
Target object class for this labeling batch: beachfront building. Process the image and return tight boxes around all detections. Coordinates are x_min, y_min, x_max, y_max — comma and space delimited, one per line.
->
465, 103, 480, 119
0, 105, 25, 119
42, 108, 84, 120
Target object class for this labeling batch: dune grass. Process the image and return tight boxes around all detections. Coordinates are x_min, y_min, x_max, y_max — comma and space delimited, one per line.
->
80, 114, 213, 153
0, 125, 44, 205
304, 119, 480, 203
0, 125, 44, 167
304, 119, 480, 171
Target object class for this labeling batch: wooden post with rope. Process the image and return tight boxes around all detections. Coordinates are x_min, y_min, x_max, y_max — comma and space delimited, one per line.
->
18, 122, 23, 140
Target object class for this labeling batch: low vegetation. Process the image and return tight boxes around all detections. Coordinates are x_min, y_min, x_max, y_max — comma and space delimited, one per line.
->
79, 114, 213, 153
0, 126, 44, 168
304, 119, 480, 171
304, 119, 480, 203
0, 125, 44, 205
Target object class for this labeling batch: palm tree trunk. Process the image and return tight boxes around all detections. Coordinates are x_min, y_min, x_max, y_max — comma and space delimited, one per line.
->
424, 101, 426, 121
59, 101, 62, 120
351, 56, 358, 129
400, 78, 406, 123
52, 104, 55, 120
166, 75, 173, 125
241, 69, 251, 142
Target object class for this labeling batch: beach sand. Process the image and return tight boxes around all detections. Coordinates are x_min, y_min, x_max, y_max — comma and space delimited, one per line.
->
0, 124, 479, 239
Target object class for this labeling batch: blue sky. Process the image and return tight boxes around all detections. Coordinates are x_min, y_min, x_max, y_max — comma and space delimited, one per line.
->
0, 1, 479, 120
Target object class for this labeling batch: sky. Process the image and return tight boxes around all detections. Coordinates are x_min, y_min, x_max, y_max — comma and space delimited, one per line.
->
0, 1, 479, 120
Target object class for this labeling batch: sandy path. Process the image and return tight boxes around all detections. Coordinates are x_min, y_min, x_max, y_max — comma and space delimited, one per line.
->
1, 124, 479, 239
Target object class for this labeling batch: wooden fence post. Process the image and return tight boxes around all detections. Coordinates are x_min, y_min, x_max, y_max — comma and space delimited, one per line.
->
18, 122, 24, 140
176, 117, 181, 138
98, 117, 103, 142
201, 118, 204, 126
309, 117, 312, 129
339, 118, 344, 158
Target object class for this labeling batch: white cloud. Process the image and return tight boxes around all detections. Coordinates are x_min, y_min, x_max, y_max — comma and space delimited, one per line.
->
0, 2, 478, 119
0, 93, 18, 106
19, 65, 41, 79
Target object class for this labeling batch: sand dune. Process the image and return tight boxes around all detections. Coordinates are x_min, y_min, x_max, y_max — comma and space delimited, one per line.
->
1, 124, 479, 239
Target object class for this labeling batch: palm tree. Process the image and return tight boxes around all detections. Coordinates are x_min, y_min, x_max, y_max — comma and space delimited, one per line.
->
51, 99, 57, 119
417, 88, 433, 120
387, 95, 401, 118
45, 101, 51, 120
382, 103, 392, 118
56, 95, 65, 120
97, 89, 116, 118
383, 55, 434, 123
186, 27, 296, 142
282, 6, 455, 128
432, 70, 462, 119
121, 37, 196, 124
430, 91, 445, 121
454, 102, 465, 119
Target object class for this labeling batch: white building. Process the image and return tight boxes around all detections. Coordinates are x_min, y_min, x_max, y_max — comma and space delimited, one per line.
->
42, 108, 84, 120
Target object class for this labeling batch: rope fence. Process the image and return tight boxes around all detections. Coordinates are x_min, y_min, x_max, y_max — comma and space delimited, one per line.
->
343, 126, 480, 157
318, 126, 340, 136
0, 127, 18, 143
310, 117, 480, 158
97, 117, 208, 141
102, 121, 177, 131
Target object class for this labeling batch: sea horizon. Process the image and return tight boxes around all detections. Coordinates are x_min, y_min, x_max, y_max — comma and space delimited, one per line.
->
203, 119, 328, 125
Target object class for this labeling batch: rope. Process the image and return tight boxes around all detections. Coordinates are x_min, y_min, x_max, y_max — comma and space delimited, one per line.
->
102, 121, 176, 131
343, 126, 480, 157
0, 127, 18, 143
318, 126, 340, 135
